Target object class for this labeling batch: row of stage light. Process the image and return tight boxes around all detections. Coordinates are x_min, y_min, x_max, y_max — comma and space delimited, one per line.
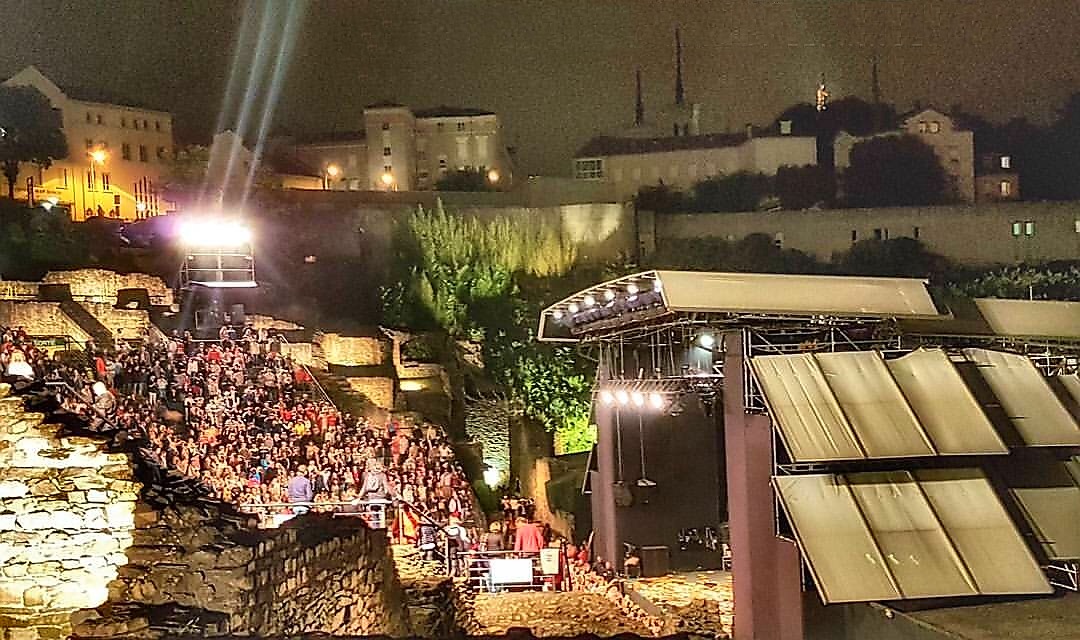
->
598, 389, 669, 411
551, 279, 664, 325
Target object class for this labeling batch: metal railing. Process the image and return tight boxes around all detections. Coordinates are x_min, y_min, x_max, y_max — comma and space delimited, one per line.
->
456, 550, 557, 592
237, 499, 394, 530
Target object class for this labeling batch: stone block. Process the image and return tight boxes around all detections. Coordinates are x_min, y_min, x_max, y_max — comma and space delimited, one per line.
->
85, 489, 108, 503
0, 480, 29, 498
0, 515, 17, 530
22, 585, 46, 607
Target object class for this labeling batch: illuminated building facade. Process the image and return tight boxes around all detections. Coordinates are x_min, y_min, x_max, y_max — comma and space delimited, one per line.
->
2, 66, 175, 221
284, 103, 513, 192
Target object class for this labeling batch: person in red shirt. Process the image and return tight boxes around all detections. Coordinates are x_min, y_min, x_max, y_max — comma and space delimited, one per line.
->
513, 516, 546, 553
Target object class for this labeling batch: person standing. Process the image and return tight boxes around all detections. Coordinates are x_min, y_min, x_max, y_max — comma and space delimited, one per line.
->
287, 465, 313, 514
513, 516, 545, 553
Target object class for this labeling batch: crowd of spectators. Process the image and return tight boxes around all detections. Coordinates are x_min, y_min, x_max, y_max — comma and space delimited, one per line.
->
1, 324, 476, 537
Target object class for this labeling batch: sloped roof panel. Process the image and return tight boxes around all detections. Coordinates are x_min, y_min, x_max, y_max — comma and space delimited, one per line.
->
886, 349, 1008, 455
846, 472, 977, 599
915, 469, 1051, 595
974, 298, 1080, 340
815, 352, 935, 458
751, 354, 864, 461
656, 271, 942, 318
1012, 486, 1080, 560
1060, 374, 1080, 411
964, 349, 1080, 446
775, 474, 901, 603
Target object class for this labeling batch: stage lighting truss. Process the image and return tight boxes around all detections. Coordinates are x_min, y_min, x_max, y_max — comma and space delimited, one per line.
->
595, 378, 696, 414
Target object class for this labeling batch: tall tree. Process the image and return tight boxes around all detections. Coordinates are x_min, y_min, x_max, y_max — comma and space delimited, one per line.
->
0, 85, 67, 200
843, 134, 947, 207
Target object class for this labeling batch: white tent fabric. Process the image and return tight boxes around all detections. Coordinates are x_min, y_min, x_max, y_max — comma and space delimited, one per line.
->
964, 349, 1080, 446
974, 298, 1080, 339
1012, 486, 1080, 560
886, 349, 1008, 455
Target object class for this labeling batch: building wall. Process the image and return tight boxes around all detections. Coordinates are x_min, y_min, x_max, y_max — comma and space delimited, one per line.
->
3, 67, 175, 221
291, 139, 369, 191
582, 136, 817, 200
363, 106, 417, 191
414, 114, 509, 189
976, 172, 1020, 203
649, 201, 1080, 266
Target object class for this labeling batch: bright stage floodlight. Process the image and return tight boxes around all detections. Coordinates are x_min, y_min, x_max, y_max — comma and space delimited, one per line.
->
179, 220, 252, 248
649, 392, 664, 410
615, 389, 630, 406
631, 391, 645, 407
599, 390, 615, 406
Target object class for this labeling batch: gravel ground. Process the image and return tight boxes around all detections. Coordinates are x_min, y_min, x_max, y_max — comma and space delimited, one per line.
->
473, 591, 653, 637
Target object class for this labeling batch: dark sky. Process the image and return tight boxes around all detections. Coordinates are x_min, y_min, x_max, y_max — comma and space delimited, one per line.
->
3, 0, 1079, 176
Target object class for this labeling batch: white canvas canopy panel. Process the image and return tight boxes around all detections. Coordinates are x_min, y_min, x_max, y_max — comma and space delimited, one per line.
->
778, 471, 1053, 604
815, 352, 935, 458
846, 471, 977, 598
964, 349, 1080, 446
915, 469, 1051, 595
886, 349, 1008, 455
1059, 374, 1080, 411
751, 354, 864, 461
774, 474, 901, 603
1011, 486, 1080, 560
974, 298, 1080, 340
655, 271, 942, 318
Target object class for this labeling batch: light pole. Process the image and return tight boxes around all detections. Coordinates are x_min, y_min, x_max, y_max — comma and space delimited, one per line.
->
88, 148, 107, 217
325, 163, 340, 190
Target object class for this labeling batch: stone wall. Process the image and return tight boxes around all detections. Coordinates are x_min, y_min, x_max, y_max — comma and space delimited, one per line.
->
0, 389, 138, 640
77, 303, 152, 341
648, 200, 1080, 267
0, 282, 40, 301
465, 398, 510, 482
0, 301, 92, 344
317, 333, 388, 367
246, 315, 303, 332
345, 377, 396, 411
42, 270, 173, 306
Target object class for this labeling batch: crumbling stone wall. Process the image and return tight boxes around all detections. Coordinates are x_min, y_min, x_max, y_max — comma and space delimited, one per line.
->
42, 270, 173, 307
0, 389, 138, 640
317, 333, 387, 367
77, 303, 152, 340
345, 377, 396, 410
0, 301, 93, 343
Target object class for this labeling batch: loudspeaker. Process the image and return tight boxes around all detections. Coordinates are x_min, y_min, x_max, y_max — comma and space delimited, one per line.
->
640, 545, 670, 577
230, 304, 246, 326
38, 283, 72, 302
116, 288, 151, 310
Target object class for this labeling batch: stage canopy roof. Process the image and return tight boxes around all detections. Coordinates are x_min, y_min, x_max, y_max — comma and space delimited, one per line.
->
538, 270, 946, 341
901, 297, 1080, 341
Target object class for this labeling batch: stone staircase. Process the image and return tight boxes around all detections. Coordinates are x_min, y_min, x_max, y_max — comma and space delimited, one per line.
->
59, 300, 115, 351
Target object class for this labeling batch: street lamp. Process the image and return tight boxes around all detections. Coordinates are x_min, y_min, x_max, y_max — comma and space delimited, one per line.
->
486, 168, 500, 184
380, 171, 394, 188
86, 147, 108, 218
325, 164, 340, 190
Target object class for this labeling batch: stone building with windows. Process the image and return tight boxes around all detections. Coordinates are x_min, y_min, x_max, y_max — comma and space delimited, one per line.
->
2, 65, 174, 220
282, 103, 513, 192
834, 107, 987, 203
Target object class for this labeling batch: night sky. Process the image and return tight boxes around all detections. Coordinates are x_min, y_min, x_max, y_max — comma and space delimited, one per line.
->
2, 0, 1079, 176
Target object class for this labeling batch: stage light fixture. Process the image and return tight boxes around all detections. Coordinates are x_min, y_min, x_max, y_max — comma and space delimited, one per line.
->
604, 290, 616, 302
626, 283, 639, 295
584, 295, 596, 307
552, 310, 564, 320
698, 333, 715, 348
649, 392, 664, 410
615, 389, 630, 405
599, 390, 615, 405
179, 220, 252, 248
632, 391, 645, 407
568, 303, 580, 314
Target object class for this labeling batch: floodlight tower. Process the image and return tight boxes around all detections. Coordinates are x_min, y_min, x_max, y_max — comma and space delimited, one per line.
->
176, 219, 257, 337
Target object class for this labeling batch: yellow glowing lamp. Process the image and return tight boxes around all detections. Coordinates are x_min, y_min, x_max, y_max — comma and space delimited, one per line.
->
90, 149, 107, 164
136, 202, 148, 213
487, 169, 500, 183
380, 172, 394, 186
326, 164, 341, 178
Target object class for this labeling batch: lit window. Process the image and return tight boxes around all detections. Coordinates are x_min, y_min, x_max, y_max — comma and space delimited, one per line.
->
999, 180, 1011, 197
929, 121, 941, 133
86, 171, 95, 190
574, 158, 604, 180
773, 232, 784, 248
917, 121, 927, 133
138, 145, 148, 162
1024, 221, 1035, 236
102, 173, 110, 191
457, 121, 466, 131
121, 143, 131, 160
1074, 220, 1080, 233
1000, 155, 1011, 169
383, 146, 391, 156
1011, 221, 1022, 236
